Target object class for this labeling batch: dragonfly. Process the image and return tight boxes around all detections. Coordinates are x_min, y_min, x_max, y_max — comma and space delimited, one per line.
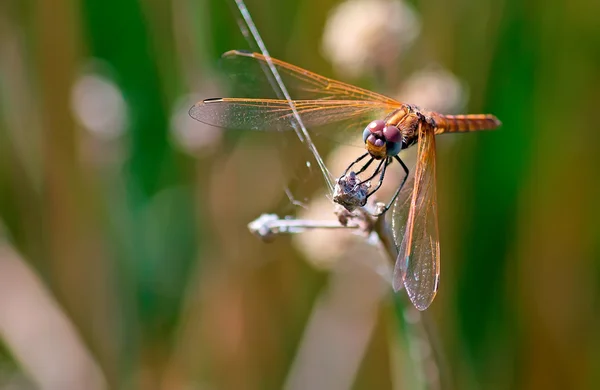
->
190, 50, 501, 310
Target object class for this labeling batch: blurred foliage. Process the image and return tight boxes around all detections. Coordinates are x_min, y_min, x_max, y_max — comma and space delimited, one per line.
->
0, 0, 600, 389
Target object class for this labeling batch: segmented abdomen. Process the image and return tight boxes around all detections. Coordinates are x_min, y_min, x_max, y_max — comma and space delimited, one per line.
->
432, 113, 501, 134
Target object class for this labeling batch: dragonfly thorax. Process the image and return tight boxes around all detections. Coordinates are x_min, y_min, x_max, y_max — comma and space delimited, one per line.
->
385, 105, 424, 149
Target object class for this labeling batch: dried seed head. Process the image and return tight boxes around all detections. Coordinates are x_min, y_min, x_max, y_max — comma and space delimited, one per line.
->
333, 172, 370, 212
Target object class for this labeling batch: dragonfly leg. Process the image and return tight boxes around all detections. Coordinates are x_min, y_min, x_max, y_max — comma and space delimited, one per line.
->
365, 157, 390, 200
343, 152, 369, 175
355, 157, 375, 175
382, 156, 410, 212
360, 158, 386, 185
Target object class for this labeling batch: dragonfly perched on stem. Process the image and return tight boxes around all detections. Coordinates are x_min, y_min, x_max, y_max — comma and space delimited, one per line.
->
190, 50, 501, 310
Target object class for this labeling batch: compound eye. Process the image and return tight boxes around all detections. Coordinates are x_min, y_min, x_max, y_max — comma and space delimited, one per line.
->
383, 125, 401, 143
386, 141, 402, 156
362, 127, 371, 143
366, 120, 386, 134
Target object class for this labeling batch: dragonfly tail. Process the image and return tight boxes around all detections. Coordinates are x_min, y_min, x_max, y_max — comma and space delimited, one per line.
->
432, 113, 501, 134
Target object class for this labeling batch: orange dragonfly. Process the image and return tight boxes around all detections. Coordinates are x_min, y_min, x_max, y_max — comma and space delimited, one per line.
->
190, 50, 501, 310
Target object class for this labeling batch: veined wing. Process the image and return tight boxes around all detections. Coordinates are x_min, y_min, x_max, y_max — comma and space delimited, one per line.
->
189, 98, 397, 134
191, 51, 403, 146
221, 50, 401, 104
391, 123, 440, 311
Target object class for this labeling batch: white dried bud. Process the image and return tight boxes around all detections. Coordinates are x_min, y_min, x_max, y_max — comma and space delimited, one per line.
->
322, 0, 420, 77
397, 66, 466, 114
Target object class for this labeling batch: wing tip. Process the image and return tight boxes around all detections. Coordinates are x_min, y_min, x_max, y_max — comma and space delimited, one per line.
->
413, 300, 432, 311
410, 290, 437, 311
222, 49, 254, 58
188, 98, 224, 119
202, 98, 224, 103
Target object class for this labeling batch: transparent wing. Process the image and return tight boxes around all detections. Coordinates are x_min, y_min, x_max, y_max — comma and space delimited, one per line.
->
391, 123, 440, 311
189, 98, 396, 133
190, 51, 403, 146
220, 50, 401, 103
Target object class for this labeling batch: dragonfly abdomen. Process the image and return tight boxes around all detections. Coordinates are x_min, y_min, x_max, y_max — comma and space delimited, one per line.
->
432, 114, 501, 134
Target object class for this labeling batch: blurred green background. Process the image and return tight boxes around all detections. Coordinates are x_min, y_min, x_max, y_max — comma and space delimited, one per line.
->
1, 0, 599, 389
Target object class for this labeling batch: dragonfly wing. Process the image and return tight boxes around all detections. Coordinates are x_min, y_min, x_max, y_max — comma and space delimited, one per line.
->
221, 50, 402, 104
391, 123, 440, 311
192, 51, 403, 146
190, 98, 395, 141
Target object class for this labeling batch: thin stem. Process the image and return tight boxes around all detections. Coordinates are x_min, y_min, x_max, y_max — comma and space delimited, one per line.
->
229, 0, 334, 194
248, 214, 360, 242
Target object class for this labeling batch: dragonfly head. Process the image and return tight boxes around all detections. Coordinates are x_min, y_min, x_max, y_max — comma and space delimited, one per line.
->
363, 120, 403, 158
